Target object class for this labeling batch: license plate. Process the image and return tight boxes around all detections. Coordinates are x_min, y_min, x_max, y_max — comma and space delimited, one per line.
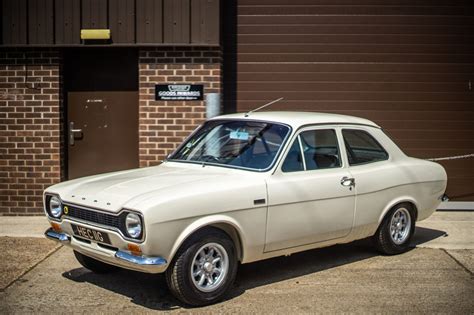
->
71, 224, 111, 245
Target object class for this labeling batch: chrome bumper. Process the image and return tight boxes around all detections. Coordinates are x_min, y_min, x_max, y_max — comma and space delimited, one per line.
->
439, 193, 449, 202
45, 228, 168, 273
45, 229, 70, 243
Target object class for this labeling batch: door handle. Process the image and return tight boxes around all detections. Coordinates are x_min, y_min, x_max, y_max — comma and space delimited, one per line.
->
69, 121, 83, 146
340, 176, 355, 188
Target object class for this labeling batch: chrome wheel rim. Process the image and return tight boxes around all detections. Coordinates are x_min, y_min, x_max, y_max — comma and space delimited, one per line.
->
191, 242, 228, 292
389, 208, 411, 245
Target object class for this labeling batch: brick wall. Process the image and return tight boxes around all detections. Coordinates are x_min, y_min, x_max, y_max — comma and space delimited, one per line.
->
0, 46, 223, 214
0, 49, 63, 215
138, 47, 222, 167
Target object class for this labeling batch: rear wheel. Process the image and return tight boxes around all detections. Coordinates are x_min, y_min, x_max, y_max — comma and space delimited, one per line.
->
373, 203, 415, 255
73, 250, 118, 274
166, 228, 237, 306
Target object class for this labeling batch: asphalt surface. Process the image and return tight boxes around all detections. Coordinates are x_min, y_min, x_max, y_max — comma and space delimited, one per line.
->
0, 212, 473, 313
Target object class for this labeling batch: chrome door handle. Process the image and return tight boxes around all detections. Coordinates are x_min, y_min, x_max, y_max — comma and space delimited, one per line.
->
69, 122, 83, 146
340, 176, 355, 187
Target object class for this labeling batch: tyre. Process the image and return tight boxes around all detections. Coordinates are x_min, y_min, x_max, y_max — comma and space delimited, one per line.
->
373, 203, 416, 255
166, 227, 238, 306
73, 250, 119, 274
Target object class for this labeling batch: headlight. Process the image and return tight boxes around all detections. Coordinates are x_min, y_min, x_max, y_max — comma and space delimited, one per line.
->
125, 213, 142, 239
49, 196, 62, 218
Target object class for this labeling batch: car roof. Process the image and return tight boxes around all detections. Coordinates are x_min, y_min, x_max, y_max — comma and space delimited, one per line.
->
210, 111, 380, 129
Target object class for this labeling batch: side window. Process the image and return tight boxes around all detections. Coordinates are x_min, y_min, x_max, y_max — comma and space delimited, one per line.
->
282, 137, 304, 172
342, 129, 389, 165
299, 129, 341, 170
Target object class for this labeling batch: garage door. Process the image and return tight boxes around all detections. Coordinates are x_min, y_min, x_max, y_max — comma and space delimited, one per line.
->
223, 0, 474, 201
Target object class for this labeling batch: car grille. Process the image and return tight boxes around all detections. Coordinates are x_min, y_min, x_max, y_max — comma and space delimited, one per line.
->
65, 205, 122, 229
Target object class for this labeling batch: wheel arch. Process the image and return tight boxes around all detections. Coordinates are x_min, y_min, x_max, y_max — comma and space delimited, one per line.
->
168, 215, 246, 265
378, 197, 419, 225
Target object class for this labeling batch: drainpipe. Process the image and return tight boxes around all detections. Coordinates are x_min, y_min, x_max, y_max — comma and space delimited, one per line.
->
206, 93, 220, 119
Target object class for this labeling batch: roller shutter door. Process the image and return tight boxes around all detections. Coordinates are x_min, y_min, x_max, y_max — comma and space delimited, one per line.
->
223, 0, 474, 201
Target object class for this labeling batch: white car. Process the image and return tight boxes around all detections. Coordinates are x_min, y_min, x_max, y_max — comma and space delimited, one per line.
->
44, 112, 447, 306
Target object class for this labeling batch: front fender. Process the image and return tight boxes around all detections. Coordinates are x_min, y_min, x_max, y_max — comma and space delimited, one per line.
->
168, 215, 248, 264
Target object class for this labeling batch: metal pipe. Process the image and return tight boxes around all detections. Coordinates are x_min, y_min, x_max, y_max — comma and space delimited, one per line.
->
206, 93, 220, 119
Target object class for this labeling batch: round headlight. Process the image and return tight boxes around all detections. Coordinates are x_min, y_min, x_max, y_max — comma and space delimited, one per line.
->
125, 213, 142, 239
49, 196, 62, 218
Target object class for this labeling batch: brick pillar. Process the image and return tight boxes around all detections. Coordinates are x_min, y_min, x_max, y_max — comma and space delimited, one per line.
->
0, 49, 63, 215
138, 47, 222, 167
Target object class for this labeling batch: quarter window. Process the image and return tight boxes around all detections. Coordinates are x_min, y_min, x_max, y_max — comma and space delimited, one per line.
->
282, 138, 304, 172
342, 129, 389, 165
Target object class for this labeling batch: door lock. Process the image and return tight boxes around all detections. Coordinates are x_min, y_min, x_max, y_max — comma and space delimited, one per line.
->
69, 121, 83, 146
340, 176, 355, 189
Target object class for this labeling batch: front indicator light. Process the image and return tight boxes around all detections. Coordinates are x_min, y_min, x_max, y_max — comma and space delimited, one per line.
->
49, 196, 62, 218
125, 213, 142, 239
50, 222, 62, 232
128, 243, 142, 256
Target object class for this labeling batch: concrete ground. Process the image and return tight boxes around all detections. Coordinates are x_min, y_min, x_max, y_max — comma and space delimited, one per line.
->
0, 212, 472, 313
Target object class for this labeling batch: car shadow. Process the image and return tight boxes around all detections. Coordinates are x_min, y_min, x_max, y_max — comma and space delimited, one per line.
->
411, 226, 448, 246
62, 226, 446, 310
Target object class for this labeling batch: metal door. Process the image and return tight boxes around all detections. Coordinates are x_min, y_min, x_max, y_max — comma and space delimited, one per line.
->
67, 91, 138, 179
264, 126, 355, 252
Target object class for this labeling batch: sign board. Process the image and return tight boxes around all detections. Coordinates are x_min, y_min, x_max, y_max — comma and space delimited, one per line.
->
155, 84, 203, 101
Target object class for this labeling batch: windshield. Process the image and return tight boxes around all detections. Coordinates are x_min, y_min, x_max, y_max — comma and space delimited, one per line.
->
169, 120, 291, 171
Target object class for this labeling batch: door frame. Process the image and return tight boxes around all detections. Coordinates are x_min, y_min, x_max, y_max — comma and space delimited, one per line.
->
63, 48, 139, 179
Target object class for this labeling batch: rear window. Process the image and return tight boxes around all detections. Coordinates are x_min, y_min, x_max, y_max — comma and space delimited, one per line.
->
342, 129, 388, 165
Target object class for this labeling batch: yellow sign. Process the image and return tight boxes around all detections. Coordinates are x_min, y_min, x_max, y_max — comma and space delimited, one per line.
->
63, 206, 69, 215
80, 29, 111, 40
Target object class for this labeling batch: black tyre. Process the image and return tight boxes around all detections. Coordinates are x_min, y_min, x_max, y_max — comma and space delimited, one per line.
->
73, 250, 119, 274
165, 227, 238, 306
373, 203, 416, 255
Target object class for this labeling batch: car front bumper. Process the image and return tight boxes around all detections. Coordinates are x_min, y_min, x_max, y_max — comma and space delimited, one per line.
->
45, 228, 168, 273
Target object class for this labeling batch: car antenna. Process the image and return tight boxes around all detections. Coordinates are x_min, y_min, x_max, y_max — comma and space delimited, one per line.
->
244, 97, 284, 117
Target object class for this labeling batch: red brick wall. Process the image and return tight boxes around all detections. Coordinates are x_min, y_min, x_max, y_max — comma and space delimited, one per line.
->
0, 46, 223, 215
138, 47, 222, 167
0, 49, 62, 215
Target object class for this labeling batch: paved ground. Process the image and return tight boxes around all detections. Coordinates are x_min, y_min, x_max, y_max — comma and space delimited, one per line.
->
0, 212, 472, 313
0, 237, 60, 290
0, 216, 49, 238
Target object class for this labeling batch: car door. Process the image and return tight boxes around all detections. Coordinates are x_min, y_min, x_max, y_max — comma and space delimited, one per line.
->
264, 126, 356, 252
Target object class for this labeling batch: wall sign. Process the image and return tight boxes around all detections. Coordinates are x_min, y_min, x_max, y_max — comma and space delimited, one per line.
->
155, 84, 203, 101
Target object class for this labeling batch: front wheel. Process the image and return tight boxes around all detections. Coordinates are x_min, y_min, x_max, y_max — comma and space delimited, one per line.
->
373, 203, 416, 255
165, 228, 237, 306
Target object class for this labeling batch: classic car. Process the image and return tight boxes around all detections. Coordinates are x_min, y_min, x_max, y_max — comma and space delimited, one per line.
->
44, 111, 447, 306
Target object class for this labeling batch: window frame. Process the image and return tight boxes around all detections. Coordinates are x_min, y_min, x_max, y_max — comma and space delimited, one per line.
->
281, 134, 305, 173
280, 126, 344, 173
167, 118, 293, 173
341, 128, 390, 166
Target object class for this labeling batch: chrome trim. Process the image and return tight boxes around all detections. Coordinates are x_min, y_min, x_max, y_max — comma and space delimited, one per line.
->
340, 176, 355, 187
45, 228, 167, 271
167, 119, 293, 173
340, 127, 390, 165
115, 251, 167, 266
43, 193, 145, 243
45, 228, 70, 244
440, 194, 449, 202
63, 214, 145, 243
43, 193, 62, 222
